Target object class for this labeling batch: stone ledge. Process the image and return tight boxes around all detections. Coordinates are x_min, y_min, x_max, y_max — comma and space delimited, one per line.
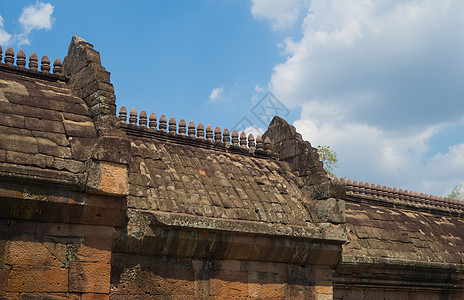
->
0, 163, 83, 188
116, 223, 343, 266
0, 63, 66, 83
123, 127, 274, 159
340, 255, 464, 271
147, 210, 346, 243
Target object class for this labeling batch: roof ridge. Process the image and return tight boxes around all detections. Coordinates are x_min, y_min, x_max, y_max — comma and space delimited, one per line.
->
333, 177, 464, 214
0, 45, 65, 81
119, 106, 274, 158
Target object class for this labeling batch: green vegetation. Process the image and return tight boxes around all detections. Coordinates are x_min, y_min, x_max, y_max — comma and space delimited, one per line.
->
448, 184, 464, 201
317, 145, 338, 178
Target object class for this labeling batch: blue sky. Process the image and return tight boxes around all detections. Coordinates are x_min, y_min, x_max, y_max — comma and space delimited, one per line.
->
1, 0, 463, 197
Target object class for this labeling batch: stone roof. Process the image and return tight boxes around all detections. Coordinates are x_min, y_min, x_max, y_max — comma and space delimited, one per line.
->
0, 46, 96, 187
119, 109, 346, 241
333, 178, 464, 269
2, 36, 464, 273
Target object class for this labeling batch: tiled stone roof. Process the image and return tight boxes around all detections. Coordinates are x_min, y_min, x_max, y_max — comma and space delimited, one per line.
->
334, 177, 464, 215
342, 200, 464, 267
0, 51, 96, 186
123, 119, 345, 241
333, 178, 464, 268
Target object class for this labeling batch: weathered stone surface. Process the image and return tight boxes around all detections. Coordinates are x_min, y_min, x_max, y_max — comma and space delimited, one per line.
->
73, 238, 112, 263
25, 117, 65, 133
5, 151, 46, 168
37, 137, 72, 158
263, 116, 326, 181
86, 160, 128, 196
314, 198, 345, 224
63, 119, 97, 138
6, 266, 68, 292
68, 262, 110, 293
2, 240, 66, 267
69, 137, 94, 161
51, 158, 85, 173
10, 103, 63, 121
32, 131, 70, 147
3, 35, 464, 300
0, 112, 25, 128
0, 134, 38, 153
89, 136, 130, 164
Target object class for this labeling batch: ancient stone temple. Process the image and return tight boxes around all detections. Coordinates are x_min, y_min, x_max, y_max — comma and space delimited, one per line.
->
0, 36, 463, 299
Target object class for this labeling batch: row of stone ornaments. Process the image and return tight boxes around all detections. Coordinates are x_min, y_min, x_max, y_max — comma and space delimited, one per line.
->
334, 177, 464, 212
119, 106, 272, 152
0, 45, 62, 74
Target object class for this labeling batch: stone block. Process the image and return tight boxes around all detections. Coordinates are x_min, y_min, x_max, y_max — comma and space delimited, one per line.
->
5, 151, 46, 168
68, 262, 110, 293
209, 273, 248, 298
32, 131, 70, 147
89, 136, 130, 164
0, 134, 38, 153
6, 266, 68, 292
37, 138, 72, 158
10, 103, 63, 121
81, 293, 109, 300
315, 198, 345, 224
315, 281, 333, 295
2, 240, 66, 267
0, 112, 25, 128
69, 137, 94, 161
63, 112, 93, 122
0, 268, 8, 294
25, 117, 65, 133
1, 292, 19, 300
73, 238, 112, 263
63, 120, 97, 138
51, 158, 85, 173
86, 160, 128, 196
18, 293, 80, 300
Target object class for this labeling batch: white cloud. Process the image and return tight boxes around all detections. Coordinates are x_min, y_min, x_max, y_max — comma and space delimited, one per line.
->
251, 0, 309, 29
209, 86, 224, 102
254, 84, 265, 93
256, 0, 464, 196
19, 2, 54, 32
17, 2, 55, 45
0, 15, 12, 45
244, 125, 265, 138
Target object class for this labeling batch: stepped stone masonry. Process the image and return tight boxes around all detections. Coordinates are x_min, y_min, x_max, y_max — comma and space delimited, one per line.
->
0, 36, 463, 299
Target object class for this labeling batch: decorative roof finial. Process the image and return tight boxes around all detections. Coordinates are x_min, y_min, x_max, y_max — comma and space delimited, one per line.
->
179, 119, 186, 136
188, 121, 196, 137
256, 135, 263, 150
5, 47, 14, 65
129, 108, 138, 125
149, 113, 157, 129
53, 58, 62, 74
248, 133, 255, 149
139, 110, 147, 128
223, 128, 230, 144
29, 52, 38, 70
214, 127, 222, 142
119, 106, 127, 123
41, 55, 50, 73
159, 115, 167, 132
239, 132, 247, 148
231, 130, 239, 146
169, 117, 177, 134
16, 50, 26, 68
206, 125, 213, 141
264, 137, 272, 154
197, 123, 205, 139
